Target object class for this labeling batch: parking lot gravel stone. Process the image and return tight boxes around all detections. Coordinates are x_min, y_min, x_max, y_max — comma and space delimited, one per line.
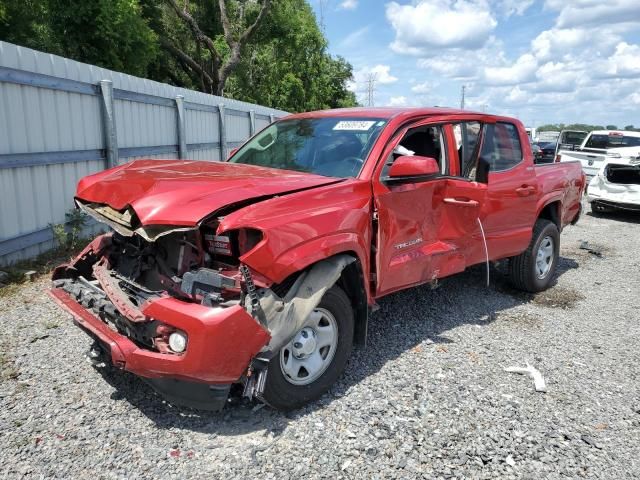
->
1, 204, 639, 479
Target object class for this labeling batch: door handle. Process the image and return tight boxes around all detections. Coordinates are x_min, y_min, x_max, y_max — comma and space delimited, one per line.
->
515, 185, 536, 196
444, 197, 479, 207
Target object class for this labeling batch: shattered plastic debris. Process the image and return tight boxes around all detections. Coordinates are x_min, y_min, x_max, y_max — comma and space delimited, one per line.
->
504, 362, 547, 392
579, 240, 603, 257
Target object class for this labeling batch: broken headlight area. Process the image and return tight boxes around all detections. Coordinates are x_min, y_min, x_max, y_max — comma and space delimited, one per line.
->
52, 218, 268, 355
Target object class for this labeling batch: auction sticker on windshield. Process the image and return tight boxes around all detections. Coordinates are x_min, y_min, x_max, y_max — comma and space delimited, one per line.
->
333, 120, 376, 131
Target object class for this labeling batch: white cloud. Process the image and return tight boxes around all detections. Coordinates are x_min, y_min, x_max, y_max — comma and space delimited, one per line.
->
533, 62, 578, 92
339, 0, 358, 10
628, 92, 640, 105
388, 96, 408, 106
549, 0, 640, 29
348, 64, 398, 93
370, 65, 399, 84
531, 28, 590, 61
386, 0, 497, 54
483, 54, 538, 85
411, 81, 435, 94
599, 42, 640, 78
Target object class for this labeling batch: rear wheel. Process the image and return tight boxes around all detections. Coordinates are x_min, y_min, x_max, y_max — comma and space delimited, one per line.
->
261, 285, 354, 410
508, 219, 559, 292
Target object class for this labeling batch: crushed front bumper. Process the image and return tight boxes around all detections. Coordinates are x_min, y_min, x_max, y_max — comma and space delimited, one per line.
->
49, 288, 270, 410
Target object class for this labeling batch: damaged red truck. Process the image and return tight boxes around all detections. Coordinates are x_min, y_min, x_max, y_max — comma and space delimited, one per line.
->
49, 108, 585, 411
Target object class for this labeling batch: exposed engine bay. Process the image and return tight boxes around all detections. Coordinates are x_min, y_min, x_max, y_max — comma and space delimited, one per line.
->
53, 204, 354, 363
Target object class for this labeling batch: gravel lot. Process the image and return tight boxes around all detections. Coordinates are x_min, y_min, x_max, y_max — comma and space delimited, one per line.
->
1, 204, 639, 479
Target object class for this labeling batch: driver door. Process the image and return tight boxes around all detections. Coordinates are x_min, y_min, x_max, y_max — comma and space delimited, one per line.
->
374, 120, 488, 297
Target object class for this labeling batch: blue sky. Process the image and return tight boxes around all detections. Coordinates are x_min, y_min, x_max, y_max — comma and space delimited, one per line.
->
311, 0, 640, 127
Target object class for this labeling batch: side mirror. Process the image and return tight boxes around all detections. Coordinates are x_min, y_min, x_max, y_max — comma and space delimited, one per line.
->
388, 155, 440, 179
228, 147, 239, 159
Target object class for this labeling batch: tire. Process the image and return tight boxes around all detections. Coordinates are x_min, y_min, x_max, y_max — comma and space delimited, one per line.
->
508, 219, 559, 293
261, 285, 354, 410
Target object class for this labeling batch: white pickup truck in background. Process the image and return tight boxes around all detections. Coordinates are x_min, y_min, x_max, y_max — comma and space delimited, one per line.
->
557, 130, 640, 178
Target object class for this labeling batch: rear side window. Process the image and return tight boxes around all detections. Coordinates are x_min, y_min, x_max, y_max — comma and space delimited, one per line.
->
479, 122, 523, 172
585, 134, 640, 149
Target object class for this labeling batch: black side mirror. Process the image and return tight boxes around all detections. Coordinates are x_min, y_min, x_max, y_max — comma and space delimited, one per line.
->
476, 156, 490, 184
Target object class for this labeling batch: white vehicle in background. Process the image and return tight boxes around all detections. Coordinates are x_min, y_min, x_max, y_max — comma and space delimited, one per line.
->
588, 155, 640, 213
554, 129, 587, 156
536, 130, 560, 143
557, 130, 640, 179
525, 127, 536, 141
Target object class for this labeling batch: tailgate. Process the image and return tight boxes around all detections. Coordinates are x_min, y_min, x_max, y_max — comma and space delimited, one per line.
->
560, 149, 605, 178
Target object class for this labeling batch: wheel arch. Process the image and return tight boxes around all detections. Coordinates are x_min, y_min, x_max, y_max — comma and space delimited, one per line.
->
537, 198, 562, 230
334, 253, 369, 346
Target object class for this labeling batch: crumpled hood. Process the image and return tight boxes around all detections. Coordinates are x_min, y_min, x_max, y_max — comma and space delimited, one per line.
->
76, 159, 341, 226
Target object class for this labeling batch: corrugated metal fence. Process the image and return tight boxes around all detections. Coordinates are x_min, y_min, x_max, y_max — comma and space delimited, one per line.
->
0, 41, 288, 266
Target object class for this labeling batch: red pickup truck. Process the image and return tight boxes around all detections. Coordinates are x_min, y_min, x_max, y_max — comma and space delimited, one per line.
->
49, 108, 585, 411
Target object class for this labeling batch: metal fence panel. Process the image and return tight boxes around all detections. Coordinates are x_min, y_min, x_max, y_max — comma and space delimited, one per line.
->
0, 41, 288, 265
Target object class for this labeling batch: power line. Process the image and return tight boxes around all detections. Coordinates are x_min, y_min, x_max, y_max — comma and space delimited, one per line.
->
318, 0, 327, 33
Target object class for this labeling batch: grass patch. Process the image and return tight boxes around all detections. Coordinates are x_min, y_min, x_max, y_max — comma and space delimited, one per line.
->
0, 236, 93, 297
531, 286, 585, 309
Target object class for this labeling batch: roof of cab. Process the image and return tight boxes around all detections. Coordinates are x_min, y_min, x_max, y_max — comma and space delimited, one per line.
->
284, 106, 486, 120
591, 130, 640, 138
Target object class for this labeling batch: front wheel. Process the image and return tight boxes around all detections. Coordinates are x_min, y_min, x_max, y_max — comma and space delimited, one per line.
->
261, 285, 354, 410
508, 219, 559, 292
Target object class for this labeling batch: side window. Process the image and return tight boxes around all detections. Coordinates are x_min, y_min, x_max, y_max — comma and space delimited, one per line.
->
452, 122, 481, 179
584, 134, 608, 149
382, 125, 447, 177
479, 122, 523, 172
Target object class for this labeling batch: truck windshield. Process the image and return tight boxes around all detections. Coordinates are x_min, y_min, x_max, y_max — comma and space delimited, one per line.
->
585, 134, 640, 149
229, 117, 387, 178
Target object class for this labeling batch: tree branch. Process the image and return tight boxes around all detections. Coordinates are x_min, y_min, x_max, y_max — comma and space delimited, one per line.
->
216, 0, 271, 95
166, 0, 221, 66
160, 37, 214, 88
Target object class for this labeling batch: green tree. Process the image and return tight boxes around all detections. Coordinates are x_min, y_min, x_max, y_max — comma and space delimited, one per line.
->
0, 0, 158, 77
1, 0, 357, 112
0, 0, 51, 52
222, 0, 357, 111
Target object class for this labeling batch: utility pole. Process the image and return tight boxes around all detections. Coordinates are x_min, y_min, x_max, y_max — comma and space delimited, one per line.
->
366, 73, 377, 107
460, 85, 466, 110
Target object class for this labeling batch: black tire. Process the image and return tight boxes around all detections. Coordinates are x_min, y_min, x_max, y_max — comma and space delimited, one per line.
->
261, 285, 354, 410
508, 219, 559, 293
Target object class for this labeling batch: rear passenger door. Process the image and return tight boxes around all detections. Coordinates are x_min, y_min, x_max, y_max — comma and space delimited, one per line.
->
477, 122, 538, 258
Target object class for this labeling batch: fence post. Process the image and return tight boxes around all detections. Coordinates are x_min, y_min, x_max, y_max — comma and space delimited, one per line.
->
99, 80, 118, 168
218, 103, 227, 160
269, 113, 275, 124
175, 95, 187, 159
249, 110, 256, 136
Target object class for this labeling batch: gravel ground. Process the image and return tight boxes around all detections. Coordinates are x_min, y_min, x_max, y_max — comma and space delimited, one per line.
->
1, 205, 639, 479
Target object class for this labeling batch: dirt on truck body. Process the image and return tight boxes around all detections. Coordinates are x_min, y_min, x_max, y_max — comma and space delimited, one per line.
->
49, 107, 585, 411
